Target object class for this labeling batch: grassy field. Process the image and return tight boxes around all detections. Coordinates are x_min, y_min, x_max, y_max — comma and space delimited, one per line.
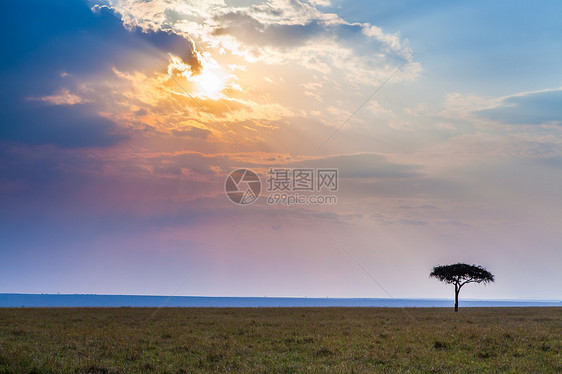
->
0, 307, 560, 373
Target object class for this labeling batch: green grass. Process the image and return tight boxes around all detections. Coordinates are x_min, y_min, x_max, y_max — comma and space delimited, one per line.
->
0, 307, 560, 373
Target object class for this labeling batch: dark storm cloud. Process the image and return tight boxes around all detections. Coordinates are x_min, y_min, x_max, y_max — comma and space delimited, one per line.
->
213, 10, 372, 48
213, 12, 325, 48
0, 0, 200, 148
209, 8, 406, 65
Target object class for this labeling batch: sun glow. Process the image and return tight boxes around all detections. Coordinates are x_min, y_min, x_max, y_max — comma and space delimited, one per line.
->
167, 54, 230, 100
192, 67, 226, 99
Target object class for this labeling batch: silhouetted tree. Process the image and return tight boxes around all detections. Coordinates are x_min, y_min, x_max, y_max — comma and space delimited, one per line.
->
430, 263, 494, 312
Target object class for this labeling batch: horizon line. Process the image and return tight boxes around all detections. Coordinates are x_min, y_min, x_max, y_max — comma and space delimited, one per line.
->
1, 293, 560, 302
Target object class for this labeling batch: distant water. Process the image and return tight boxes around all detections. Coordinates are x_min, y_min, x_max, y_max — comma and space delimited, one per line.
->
0, 294, 560, 308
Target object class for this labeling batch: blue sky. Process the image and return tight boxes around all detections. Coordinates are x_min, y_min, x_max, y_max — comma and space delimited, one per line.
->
0, 0, 561, 300
330, 0, 562, 94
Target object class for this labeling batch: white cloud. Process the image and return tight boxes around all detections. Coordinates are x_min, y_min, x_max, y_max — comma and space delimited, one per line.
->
96, 0, 419, 85
307, 0, 331, 6
33, 89, 85, 105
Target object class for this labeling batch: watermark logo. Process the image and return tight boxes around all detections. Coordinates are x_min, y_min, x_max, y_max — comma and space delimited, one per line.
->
225, 168, 338, 206
225, 168, 261, 205
267, 168, 338, 192
265, 168, 338, 206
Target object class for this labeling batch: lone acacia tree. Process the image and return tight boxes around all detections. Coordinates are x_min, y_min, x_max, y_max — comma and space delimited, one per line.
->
430, 263, 494, 312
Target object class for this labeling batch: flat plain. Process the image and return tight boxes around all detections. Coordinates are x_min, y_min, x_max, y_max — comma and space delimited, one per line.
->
0, 307, 560, 373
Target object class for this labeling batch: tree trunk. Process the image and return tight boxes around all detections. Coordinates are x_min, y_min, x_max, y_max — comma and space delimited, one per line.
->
454, 284, 459, 312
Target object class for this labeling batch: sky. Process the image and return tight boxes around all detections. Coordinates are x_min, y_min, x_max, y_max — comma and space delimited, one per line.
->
1, 0, 561, 300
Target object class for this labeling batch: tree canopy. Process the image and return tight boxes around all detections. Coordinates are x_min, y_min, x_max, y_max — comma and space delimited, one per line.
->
430, 263, 494, 312
430, 263, 494, 286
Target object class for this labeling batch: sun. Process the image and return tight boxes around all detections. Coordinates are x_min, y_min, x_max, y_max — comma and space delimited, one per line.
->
167, 54, 230, 99
192, 67, 226, 99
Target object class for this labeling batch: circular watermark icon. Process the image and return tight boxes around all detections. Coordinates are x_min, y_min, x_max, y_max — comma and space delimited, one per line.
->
225, 169, 261, 205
